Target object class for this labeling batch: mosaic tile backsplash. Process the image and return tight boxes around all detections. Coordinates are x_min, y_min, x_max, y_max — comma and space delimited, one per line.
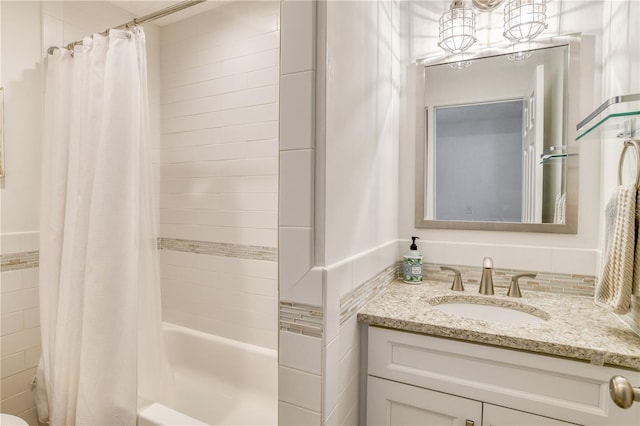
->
410, 262, 597, 298
340, 264, 398, 325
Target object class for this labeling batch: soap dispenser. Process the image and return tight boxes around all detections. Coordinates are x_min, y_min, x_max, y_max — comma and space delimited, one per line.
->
403, 237, 423, 284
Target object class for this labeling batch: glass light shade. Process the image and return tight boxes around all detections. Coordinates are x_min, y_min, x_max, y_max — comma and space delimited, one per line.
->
438, 1, 477, 54
503, 0, 548, 43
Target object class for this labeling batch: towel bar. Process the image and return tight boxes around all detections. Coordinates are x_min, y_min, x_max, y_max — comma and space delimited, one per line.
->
618, 138, 640, 187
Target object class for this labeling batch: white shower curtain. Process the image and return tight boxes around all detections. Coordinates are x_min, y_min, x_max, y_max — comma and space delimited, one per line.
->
36, 28, 169, 426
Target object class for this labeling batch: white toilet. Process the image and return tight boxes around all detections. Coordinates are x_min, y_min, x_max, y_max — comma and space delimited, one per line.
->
0, 413, 28, 425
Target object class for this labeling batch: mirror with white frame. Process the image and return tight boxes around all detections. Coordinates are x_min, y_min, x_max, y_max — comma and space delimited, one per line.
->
415, 34, 580, 233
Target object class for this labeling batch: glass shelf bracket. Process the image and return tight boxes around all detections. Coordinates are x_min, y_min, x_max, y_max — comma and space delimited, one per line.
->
576, 94, 640, 141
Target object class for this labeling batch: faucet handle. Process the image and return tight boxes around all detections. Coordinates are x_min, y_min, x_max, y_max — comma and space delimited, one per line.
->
440, 266, 464, 291
507, 273, 536, 298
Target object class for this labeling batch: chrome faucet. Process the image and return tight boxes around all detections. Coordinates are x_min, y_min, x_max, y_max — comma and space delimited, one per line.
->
478, 257, 494, 295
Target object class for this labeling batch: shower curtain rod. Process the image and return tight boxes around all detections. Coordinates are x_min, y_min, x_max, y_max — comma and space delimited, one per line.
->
47, 0, 207, 54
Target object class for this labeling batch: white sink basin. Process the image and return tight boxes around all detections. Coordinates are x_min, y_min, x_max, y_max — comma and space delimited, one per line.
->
432, 302, 547, 325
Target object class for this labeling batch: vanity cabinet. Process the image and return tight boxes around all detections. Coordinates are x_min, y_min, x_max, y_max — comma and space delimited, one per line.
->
483, 404, 576, 426
368, 375, 482, 426
365, 326, 640, 426
368, 376, 574, 426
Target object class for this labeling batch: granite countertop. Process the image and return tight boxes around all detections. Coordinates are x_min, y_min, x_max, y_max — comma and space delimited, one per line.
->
357, 280, 640, 370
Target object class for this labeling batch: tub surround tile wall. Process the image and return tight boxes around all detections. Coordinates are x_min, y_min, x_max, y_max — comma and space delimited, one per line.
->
160, 248, 278, 350
0, 252, 38, 272
159, 1, 280, 351
158, 237, 277, 262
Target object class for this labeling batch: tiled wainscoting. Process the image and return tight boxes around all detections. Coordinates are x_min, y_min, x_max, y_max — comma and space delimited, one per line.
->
0, 232, 41, 425
278, 239, 400, 426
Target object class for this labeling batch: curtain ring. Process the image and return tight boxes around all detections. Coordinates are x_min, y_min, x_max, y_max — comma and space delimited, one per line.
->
618, 139, 640, 187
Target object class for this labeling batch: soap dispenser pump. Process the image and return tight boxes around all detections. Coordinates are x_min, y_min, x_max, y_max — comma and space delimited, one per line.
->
403, 237, 423, 284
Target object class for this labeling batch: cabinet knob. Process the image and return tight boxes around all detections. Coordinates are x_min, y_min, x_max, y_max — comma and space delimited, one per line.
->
609, 375, 640, 409
465, 420, 474, 426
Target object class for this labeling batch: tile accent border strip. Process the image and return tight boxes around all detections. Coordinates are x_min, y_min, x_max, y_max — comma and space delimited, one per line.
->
279, 301, 323, 338
415, 262, 596, 297
158, 237, 277, 262
340, 264, 398, 325
1, 238, 278, 271
0, 251, 39, 271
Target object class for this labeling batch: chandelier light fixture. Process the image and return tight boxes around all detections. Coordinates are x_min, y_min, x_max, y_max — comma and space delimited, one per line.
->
438, 0, 477, 54
503, 0, 548, 43
437, 0, 548, 56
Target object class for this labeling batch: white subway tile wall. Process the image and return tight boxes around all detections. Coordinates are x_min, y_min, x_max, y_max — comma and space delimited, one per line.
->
159, 1, 280, 350
1, 232, 41, 425
277, 0, 322, 422
160, 250, 277, 349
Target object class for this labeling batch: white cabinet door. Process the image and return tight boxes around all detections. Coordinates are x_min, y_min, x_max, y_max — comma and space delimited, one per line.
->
483, 404, 578, 426
367, 375, 482, 426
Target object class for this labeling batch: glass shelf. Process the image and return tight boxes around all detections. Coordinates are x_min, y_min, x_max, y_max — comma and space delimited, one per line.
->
539, 153, 577, 165
576, 94, 640, 141
539, 145, 576, 164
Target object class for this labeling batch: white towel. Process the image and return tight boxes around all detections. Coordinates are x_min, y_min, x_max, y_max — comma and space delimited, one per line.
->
595, 186, 637, 314
554, 192, 566, 224
635, 190, 640, 295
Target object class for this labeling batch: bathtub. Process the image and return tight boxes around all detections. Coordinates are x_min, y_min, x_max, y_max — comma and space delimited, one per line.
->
138, 323, 278, 425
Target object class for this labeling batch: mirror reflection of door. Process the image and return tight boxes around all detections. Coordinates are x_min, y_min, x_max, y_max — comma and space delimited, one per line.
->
434, 100, 524, 222
424, 44, 568, 224
522, 64, 545, 223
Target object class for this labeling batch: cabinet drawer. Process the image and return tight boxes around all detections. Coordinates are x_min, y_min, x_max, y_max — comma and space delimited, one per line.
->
368, 326, 640, 426
483, 404, 578, 426
367, 375, 482, 426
